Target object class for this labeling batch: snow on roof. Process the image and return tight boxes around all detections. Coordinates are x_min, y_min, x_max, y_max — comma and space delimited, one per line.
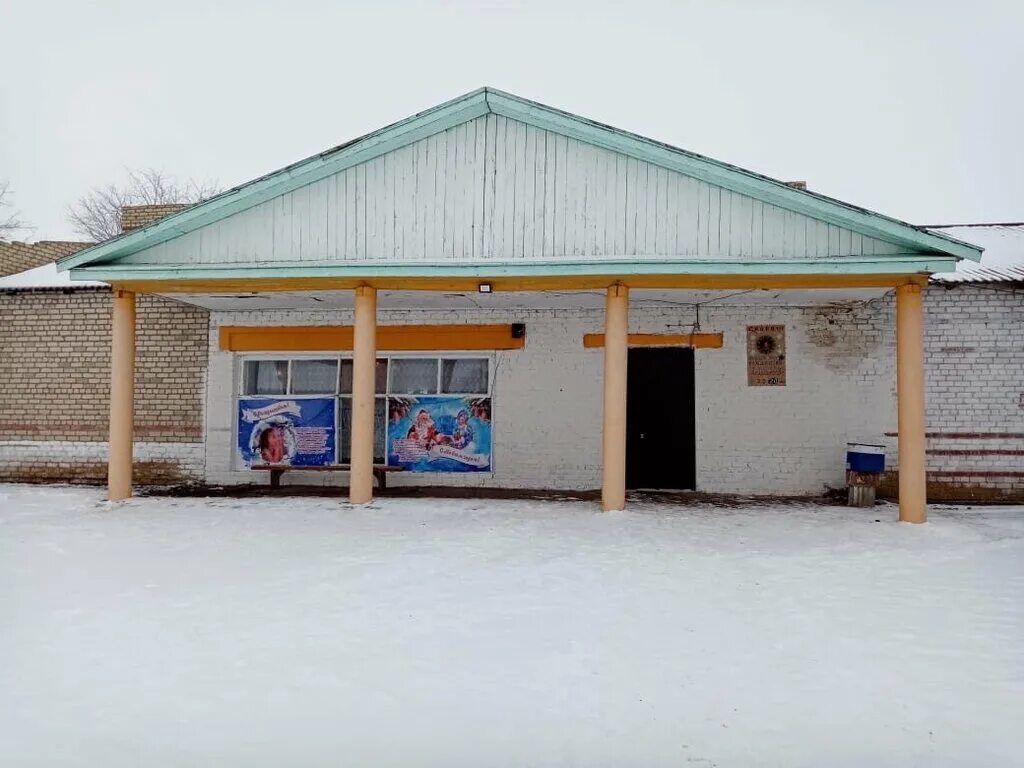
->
0, 262, 107, 290
927, 223, 1024, 285
930, 261, 1024, 284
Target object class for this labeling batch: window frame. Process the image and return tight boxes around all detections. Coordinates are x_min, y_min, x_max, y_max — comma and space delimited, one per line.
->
288, 358, 342, 396
438, 357, 491, 396
241, 358, 291, 397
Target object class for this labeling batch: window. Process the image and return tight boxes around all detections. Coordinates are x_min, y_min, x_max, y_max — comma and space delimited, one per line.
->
339, 398, 388, 463
242, 360, 289, 395
339, 359, 389, 394
390, 359, 438, 394
338, 358, 388, 462
290, 359, 338, 395
441, 358, 488, 394
237, 354, 493, 468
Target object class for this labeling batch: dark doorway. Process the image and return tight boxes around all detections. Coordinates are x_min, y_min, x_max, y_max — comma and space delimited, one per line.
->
626, 347, 696, 490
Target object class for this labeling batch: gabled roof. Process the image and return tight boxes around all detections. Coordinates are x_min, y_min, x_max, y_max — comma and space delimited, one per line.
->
59, 87, 983, 272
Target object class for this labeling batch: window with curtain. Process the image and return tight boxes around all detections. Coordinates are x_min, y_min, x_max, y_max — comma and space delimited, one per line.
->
440, 358, 488, 394
242, 360, 289, 395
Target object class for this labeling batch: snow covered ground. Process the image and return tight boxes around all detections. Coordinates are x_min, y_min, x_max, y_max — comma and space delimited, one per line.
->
2, 485, 1022, 767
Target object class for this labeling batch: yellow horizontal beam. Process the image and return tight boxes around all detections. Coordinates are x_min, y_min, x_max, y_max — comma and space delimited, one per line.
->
220, 324, 525, 352
583, 332, 724, 349
115, 272, 928, 295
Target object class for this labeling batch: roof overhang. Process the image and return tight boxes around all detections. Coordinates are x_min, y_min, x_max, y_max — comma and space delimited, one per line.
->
75, 256, 950, 297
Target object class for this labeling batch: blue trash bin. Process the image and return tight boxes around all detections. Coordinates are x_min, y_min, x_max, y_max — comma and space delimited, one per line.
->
846, 443, 886, 473
846, 443, 886, 506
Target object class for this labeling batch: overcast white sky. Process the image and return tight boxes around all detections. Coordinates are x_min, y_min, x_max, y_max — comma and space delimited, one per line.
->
1, 0, 1021, 241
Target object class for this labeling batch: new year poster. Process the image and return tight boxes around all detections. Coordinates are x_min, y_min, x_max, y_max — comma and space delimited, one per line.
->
237, 398, 336, 467
387, 396, 492, 472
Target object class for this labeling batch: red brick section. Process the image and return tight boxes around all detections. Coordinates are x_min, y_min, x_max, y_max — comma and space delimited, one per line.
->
927, 449, 1024, 457
928, 471, 1024, 478
0, 241, 92, 278
0, 290, 208, 443
886, 432, 1024, 439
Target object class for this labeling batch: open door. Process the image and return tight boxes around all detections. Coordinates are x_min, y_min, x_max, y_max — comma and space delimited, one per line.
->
626, 347, 696, 490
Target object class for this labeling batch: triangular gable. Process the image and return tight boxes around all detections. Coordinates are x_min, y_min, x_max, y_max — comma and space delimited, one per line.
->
60, 87, 982, 275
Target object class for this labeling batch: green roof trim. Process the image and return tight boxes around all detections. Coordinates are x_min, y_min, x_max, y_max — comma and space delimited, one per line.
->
70, 255, 959, 283
58, 87, 982, 273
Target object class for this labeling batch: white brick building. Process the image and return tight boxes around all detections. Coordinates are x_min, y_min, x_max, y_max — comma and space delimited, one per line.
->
202, 299, 901, 494
912, 225, 1024, 501
5, 269, 1018, 501
8, 88, 1012, 515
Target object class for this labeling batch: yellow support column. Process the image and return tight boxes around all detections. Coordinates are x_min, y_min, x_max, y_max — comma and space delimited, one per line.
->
896, 283, 927, 523
350, 285, 377, 504
601, 284, 629, 511
108, 290, 136, 501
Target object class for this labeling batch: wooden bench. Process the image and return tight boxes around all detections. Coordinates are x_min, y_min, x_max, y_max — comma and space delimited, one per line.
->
251, 464, 404, 490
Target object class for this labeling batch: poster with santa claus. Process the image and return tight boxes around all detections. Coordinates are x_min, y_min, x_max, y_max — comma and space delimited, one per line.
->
387, 396, 492, 472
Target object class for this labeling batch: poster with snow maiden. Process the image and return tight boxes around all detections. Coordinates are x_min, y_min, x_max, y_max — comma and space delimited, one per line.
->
237, 398, 336, 468
387, 396, 491, 472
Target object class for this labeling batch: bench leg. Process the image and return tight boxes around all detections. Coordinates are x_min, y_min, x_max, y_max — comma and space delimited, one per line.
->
374, 468, 386, 491
270, 469, 282, 488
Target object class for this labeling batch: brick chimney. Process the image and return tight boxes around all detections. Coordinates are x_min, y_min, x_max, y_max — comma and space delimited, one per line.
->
120, 203, 190, 233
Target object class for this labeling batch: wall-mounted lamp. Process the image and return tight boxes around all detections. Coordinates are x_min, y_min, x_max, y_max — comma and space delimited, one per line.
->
478, 283, 493, 293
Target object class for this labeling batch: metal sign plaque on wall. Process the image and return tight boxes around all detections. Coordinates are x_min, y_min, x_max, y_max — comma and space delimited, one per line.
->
746, 324, 786, 386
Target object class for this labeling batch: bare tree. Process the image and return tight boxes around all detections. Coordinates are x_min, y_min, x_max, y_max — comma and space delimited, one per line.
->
0, 180, 30, 241
67, 168, 219, 242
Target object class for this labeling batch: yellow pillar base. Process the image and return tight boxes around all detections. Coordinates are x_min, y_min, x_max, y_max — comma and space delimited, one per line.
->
350, 286, 377, 504
896, 283, 927, 523
601, 284, 629, 511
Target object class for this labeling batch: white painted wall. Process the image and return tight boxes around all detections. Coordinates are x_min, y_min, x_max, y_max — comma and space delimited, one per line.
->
205, 299, 897, 495
0, 441, 205, 481
918, 285, 1024, 494
123, 114, 902, 267
697, 298, 896, 493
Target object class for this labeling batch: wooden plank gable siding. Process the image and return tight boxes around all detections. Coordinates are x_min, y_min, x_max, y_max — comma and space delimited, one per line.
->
120, 115, 903, 267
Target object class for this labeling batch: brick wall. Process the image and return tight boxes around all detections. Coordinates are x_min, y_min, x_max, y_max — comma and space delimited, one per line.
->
3, 282, 1015, 498
0, 289, 209, 484
696, 298, 897, 494
203, 289, 1021, 500
203, 301, 898, 494
914, 284, 1024, 501
0, 241, 91, 278
120, 204, 190, 231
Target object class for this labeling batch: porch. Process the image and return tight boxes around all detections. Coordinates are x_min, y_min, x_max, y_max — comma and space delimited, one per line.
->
101, 275, 931, 520
56, 88, 982, 521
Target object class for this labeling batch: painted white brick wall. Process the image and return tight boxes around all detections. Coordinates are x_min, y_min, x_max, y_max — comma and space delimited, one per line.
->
206, 297, 899, 495
924, 285, 1024, 434
0, 441, 205, 481
4, 284, 1012, 497
697, 297, 896, 493
919, 284, 1024, 492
